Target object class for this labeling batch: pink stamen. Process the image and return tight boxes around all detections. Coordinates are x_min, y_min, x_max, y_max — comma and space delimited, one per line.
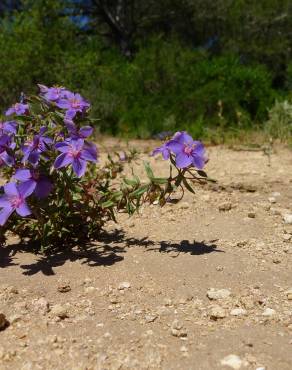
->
68, 146, 81, 159
70, 98, 81, 109
11, 196, 23, 208
183, 143, 195, 156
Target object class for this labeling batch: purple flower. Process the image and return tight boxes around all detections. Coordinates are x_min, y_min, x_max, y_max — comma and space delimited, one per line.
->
152, 131, 206, 169
56, 92, 90, 121
152, 142, 171, 160
0, 149, 14, 168
22, 127, 53, 165
0, 121, 17, 135
39, 84, 70, 102
5, 102, 29, 116
14, 169, 52, 198
65, 121, 93, 139
0, 134, 10, 150
0, 135, 15, 167
54, 138, 98, 177
167, 131, 206, 169
0, 182, 34, 226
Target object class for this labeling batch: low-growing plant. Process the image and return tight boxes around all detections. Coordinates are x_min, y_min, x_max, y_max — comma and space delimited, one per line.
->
0, 86, 211, 252
265, 99, 292, 141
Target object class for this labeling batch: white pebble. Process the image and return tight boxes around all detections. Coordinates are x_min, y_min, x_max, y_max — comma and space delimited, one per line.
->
220, 354, 246, 369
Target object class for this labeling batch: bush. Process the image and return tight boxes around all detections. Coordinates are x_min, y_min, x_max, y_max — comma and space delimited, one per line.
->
0, 6, 278, 139
265, 99, 292, 141
0, 85, 210, 251
94, 40, 277, 137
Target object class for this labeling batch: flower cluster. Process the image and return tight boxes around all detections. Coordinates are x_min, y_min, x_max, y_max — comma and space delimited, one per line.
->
0, 85, 97, 226
0, 85, 209, 252
152, 131, 207, 169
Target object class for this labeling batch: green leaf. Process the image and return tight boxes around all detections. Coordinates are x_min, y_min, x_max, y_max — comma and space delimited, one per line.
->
130, 185, 149, 197
101, 200, 114, 208
197, 170, 208, 178
152, 177, 168, 185
123, 176, 140, 186
182, 178, 196, 194
144, 161, 154, 180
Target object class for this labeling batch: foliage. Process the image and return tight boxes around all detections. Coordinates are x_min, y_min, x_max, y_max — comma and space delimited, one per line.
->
265, 99, 292, 141
0, 0, 290, 139
95, 42, 277, 137
0, 86, 210, 252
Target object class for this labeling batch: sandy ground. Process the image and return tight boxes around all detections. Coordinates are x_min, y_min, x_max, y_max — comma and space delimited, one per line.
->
0, 142, 292, 370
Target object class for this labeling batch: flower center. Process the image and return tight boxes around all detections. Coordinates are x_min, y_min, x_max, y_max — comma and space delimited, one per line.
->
11, 195, 22, 208
68, 147, 81, 159
183, 143, 194, 156
70, 98, 81, 109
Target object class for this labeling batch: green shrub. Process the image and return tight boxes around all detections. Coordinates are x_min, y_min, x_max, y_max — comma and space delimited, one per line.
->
265, 99, 292, 141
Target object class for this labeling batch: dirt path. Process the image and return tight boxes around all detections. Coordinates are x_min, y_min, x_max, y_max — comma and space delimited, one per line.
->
0, 144, 292, 370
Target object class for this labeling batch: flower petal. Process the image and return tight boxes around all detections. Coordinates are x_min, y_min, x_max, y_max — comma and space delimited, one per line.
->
175, 153, 193, 168
34, 178, 52, 198
55, 141, 70, 153
16, 202, 31, 217
54, 153, 72, 169
0, 151, 14, 167
81, 145, 97, 162
56, 99, 70, 109
167, 141, 183, 154
174, 131, 193, 145
79, 126, 93, 138
65, 109, 77, 120
14, 169, 32, 182
72, 158, 87, 177
5, 107, 14, 116
4, 182, 18, 197
0, 195, 10, 208
0, 206, 14, 225
18, 180, 35, 198
191, 155, 206, 169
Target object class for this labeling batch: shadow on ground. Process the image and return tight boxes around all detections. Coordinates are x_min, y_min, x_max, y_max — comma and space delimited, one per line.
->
0, 231, 223, 275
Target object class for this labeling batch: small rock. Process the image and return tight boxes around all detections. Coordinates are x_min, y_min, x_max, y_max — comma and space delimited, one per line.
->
283, 214, 292, 224
84, 286, 96, 293
33, 297, 50, 315
285, 289, 292, 300
283, 234, 291, 242
170, 319, 187, 337
5, 286, 18, 295
57, 282, 71, 293
9, 314, 22, 324
207, 288, 231, 300
220, 354, 246, 369
273, 257, 281, 264
210, 306, 226, 320
118, 281, 131, 290
230, 308, 247, 317
268, 197, 276, 204
145, 314, 157, 323
219, 202, 232, 212
247, 212, 256, 218
50, 304, 68, 319
262, 308, 275, 317
180, 345, 188, 352
83, 277, 93, 286
270, 207, 281, 216
179, 202, 190, 210
0, 313, 9, 331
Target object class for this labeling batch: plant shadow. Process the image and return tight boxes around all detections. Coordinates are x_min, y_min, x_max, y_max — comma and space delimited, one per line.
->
0, 231, 223, 275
